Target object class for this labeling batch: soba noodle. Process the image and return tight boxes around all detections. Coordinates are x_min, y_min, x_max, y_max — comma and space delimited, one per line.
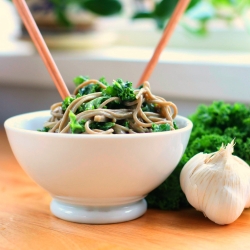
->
41, 78, 178, 134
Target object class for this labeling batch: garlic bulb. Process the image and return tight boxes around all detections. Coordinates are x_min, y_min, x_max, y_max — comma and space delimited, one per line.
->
180, 140, 250, 225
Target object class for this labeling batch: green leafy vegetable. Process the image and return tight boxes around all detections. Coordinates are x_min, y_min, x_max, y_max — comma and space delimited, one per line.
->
116, 119, 129, 128
61, 94, 84, 114
62, 96, 75, 111
90, 122, 115, 131
73, 75, 89, 86
84, 97, 109, 110
37, 127, 50, 132
79, 84, 102, 96
98, 76, 109, 86
123, 120, 129, 129
31, 0, 249, 37
152, 123, 171, 132
153, 0, 178, 29
82, 0, 122, 16
48, 0, 122, 28
76, 76, 108, 96
146, 101, 250, 210
103, 79, 136, 102
142, 103, 156, 112
69, 111, 86, 134
173, 121, 178, 130
62, 76, 109, 113
50, 0, 72, 27
62, 77, 136, 114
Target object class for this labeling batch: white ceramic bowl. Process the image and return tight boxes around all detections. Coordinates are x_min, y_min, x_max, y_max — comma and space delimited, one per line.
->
4, 110, 192, 224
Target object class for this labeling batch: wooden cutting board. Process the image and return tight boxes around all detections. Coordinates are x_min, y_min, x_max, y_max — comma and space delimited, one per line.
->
1, 129, 250, 249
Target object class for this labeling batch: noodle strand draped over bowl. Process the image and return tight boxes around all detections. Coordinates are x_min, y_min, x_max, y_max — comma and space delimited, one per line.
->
41, 78, 178, 134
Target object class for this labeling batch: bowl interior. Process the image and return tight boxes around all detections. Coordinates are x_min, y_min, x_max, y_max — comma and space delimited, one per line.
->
5, 110, 192, 135
5, 111, 50, 131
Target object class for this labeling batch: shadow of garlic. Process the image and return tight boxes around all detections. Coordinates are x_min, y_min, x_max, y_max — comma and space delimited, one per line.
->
180, 140, 250, 225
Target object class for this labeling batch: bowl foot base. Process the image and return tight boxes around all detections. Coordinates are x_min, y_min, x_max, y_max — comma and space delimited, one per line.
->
50, 199, 147, 224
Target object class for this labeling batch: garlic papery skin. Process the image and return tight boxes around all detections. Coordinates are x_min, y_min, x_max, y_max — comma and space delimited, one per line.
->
180, 141, 250, 225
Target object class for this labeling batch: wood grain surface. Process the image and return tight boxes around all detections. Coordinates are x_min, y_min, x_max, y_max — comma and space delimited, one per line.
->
1, 129, 250, 250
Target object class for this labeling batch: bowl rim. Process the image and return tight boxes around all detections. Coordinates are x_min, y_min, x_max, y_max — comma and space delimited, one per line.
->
4, 110, 193, 139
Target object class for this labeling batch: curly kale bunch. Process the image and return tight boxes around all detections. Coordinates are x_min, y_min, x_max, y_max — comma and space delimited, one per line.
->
146, 101, 250, 210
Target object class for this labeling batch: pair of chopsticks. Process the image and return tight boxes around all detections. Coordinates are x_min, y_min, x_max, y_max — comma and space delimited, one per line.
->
13, 0, 190, 99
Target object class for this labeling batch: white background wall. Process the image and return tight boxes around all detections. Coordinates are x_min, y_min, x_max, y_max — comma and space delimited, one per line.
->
1, 0, 250, 126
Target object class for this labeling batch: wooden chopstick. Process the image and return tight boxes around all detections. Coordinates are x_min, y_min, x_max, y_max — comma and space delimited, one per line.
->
136, 0, 190, 87
12, 0, 70, 99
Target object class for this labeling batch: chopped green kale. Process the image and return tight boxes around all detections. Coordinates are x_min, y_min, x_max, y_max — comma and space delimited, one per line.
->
37, 127, 50, 132
79, 84, 102, 96
103, 78, 136, 102
98, 76, 109, 86
90, 122, 115, 131
61, 95, 85, 114
152, 123, 171, 132
122, 120, 129, 128
84, 96, 109, 110
173, 121, 178, 130
77, 76, 108, 96
62, 96, 75, 111
69, 111, 86, 134
116, 119, 129, 128
73, 75, 89, 86
142, 103, 156, 112
146, 101, 250, 210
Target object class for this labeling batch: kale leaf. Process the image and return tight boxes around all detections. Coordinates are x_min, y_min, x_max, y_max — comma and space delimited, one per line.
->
146, 101, 250, 210
37, 127, 50, 132
84, 96, 109, 110
73, 75, 89, 86
142, 103, 156, 112
90, 122, 115, 131
103, 78, 136, 101
62, 96, 76, 111
78, 84, 101, 96
69, 114, 115, 132
74, 76, 108, 96
173, 121, 178, 129
98, 76, 109, 86
61, 95, 85, 114
69, 111, 86, 134
152, 123, 171, 132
